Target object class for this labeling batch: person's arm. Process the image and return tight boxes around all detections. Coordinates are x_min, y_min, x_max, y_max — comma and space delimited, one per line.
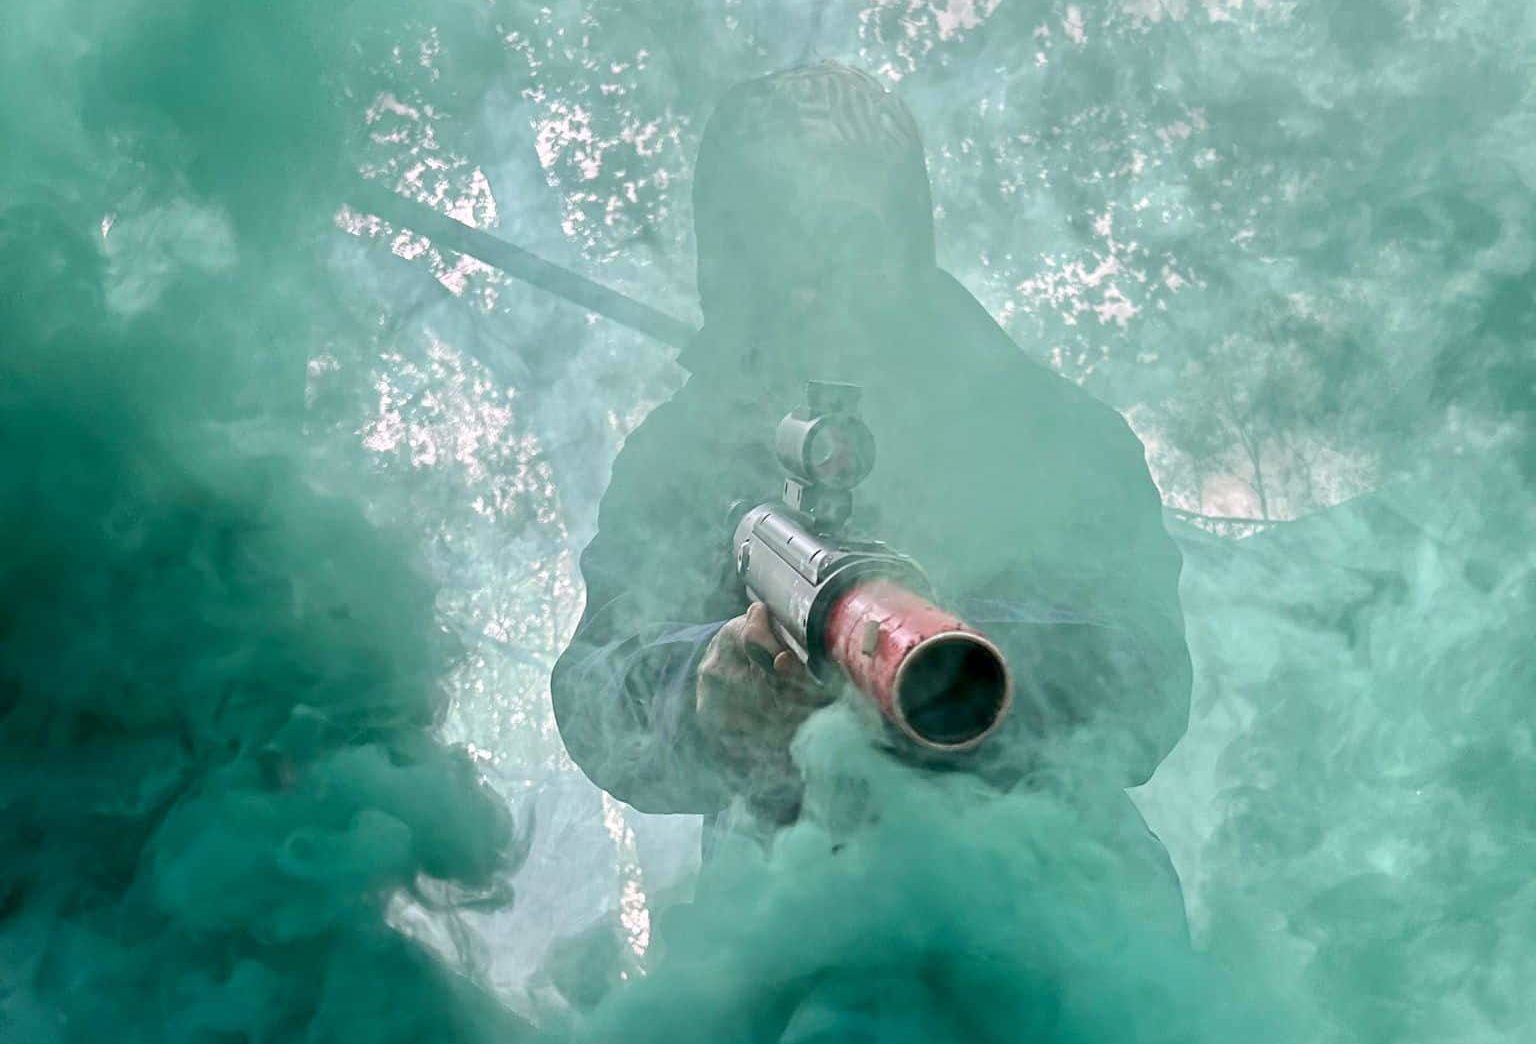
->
957, 414, 1191, 790
549, 394, 765, 814
550, 542, 736, 814
958, 575, 1189, 789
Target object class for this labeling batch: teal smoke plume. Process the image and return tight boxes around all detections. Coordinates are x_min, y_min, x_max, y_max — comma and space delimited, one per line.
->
3, 2, 1534, 1043
566, 709, 1290, 1044
0, 2, 526, 1041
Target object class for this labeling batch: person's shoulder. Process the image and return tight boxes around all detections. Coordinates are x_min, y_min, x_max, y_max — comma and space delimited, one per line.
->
926, 269, 1132, 431
609, 366, 718, 459
601, 351, 765, 501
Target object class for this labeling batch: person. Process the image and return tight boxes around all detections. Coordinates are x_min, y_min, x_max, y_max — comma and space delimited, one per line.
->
550, 62, 1190, 873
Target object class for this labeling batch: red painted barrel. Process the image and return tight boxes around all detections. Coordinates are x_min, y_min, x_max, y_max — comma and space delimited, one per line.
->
824, 578, 1012, 750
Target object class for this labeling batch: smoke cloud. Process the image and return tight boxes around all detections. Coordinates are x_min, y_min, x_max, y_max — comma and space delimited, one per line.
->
2, 2, 1533, 1044
1, 3, 527, 1042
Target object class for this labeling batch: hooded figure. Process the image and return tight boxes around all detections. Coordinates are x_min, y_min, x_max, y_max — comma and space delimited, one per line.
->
551, 64, 1190, 865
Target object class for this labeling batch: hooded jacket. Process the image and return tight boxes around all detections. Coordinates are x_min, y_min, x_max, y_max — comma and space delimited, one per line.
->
550, 64, 1191, 821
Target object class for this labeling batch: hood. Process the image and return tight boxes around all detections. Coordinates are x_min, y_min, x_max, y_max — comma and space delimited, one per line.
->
691, 63, 937, 326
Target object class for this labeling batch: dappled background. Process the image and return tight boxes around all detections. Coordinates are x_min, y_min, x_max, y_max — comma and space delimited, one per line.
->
2, 1, 1532, 1041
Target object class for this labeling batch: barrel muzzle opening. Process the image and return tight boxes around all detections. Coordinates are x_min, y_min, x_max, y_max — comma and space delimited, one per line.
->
891, 631, 1013, 751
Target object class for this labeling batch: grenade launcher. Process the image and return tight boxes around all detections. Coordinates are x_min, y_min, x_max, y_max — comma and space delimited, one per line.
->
731, 381, 1012, 752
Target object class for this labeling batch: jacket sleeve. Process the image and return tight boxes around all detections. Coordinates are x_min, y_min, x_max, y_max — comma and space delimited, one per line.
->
956, 409, 1191, 791
549, 396, 752, 814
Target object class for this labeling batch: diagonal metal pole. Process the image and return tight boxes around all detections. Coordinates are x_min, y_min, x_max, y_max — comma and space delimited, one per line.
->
348, 179, 699, 351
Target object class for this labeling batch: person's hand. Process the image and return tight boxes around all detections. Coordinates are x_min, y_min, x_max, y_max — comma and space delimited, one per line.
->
695, 602, 832, 796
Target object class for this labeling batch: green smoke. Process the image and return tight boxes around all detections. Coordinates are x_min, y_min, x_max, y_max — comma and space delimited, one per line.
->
559, 709, 1291, 1044
3, 2, 1534, 1043
0, 3, 525, 1042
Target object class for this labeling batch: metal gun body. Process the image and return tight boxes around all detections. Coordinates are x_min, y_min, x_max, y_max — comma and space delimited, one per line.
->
734, 502, 925, 675
733, 502, 1011, 751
